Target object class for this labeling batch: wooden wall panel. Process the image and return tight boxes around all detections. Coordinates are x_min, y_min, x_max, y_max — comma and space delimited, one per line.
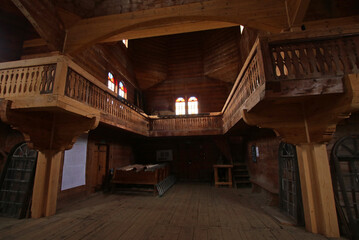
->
246, 136, 281, 194
203, 27, 240, 83
139, 30, 234, 115
130, 37, 168, 90
0, 11, 26, 62
238, 27, 259, 71
0, 121, 25, 173
134, 137, 221, 181
73, 43, 138, 105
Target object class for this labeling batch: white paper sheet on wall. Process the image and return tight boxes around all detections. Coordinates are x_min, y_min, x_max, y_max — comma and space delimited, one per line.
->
61, 134, 88, 191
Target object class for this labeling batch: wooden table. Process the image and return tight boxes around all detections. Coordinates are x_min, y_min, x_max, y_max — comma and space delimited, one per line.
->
213, 164, 233, 188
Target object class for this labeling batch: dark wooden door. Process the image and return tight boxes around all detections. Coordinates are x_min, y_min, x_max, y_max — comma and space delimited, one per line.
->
279, 142, 304, 225
331, 136, 359, 239
0, 142, 37, 218
94, 145, 108, 188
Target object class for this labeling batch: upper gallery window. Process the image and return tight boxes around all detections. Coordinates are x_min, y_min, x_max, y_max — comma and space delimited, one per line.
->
188, 96, 198, 115
119, 81, 127, 99
108, 72, 127, 99
108, 72, 115, 91
175, 97, 186, 115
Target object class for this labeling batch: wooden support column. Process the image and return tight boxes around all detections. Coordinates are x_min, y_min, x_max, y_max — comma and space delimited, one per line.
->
296, 144, 339, 237
31, 151, 62, 218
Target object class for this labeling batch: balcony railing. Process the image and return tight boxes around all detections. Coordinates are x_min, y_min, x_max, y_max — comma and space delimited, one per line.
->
149, 114, 223, 136
222, 39, 268, 133
64, 67, 148, 136
0, 59, 58, 99
269, 35, 359, 81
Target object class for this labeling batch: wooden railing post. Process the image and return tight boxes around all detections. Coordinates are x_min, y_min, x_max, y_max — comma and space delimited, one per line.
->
53, 58, 68, 96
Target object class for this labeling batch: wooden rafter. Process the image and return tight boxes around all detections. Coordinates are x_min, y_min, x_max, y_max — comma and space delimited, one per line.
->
11, 0, 66, 52
64, 0, 288, 53
286, 0, 311, 27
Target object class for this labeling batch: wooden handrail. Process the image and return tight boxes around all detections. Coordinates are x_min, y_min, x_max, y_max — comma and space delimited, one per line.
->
221, 38, 261, 114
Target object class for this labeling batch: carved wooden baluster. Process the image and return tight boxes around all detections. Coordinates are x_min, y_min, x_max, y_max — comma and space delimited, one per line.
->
314, 43, 327, 76
282, 46, 294, 79
345, 38, 358, 73
23, 69, 30, 94
306, 43, 320, 77
0, 72, 3, 96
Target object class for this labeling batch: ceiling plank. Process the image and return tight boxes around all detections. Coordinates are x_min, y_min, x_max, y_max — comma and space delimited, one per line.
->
64, 0, 287, 53
286, 0, 311, 26
11, 0, 66, 52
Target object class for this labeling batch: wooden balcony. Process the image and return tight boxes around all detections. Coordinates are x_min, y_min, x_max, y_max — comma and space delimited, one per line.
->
1, 34, 358, 140
222, 34, 359, 135
0, 56, 148, 138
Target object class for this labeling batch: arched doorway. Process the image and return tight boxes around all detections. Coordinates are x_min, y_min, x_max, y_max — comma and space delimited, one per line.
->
331, 136, 359, 239
0, 142, 38, 218
278, 142, 304, 225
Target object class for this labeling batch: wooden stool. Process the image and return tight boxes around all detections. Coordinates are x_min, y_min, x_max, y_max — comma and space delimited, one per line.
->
213, 164, 233, 187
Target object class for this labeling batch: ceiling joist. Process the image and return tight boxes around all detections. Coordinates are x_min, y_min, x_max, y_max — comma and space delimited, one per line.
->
11, 0, 66, 52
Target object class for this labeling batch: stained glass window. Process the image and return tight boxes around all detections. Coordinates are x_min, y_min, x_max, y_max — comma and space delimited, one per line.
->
176, 97, 185, 115
119, 81, 127, 99
108, 72, 115, 91
188, 96, 198, 114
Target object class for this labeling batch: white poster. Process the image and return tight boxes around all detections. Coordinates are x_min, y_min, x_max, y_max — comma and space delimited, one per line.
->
61, 134, 88, 190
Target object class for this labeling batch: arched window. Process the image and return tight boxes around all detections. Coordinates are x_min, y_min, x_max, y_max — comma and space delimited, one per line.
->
175, 97, 185, 115
119, 81, 127, 99
107, 72, 115, 91
188, 96, 198, 114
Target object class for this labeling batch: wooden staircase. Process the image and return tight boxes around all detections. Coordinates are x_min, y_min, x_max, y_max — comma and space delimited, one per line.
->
232, 163, 251, 188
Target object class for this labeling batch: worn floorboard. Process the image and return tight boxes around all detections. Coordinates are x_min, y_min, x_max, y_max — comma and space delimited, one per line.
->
0, 183, 335, 240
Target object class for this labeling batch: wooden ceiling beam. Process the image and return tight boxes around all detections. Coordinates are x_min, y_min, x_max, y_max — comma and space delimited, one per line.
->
286, 0, 311, 27
11, 0, 66, 52
64, 0, 288, 53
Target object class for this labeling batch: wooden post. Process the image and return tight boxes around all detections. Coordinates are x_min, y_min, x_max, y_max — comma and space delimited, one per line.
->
296, 143, 339, 238
31, 151, 62, 218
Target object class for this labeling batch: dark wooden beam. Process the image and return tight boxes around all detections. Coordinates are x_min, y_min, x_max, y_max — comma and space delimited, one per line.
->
286, 0, 311, 27
11, 0, 66, 52
64, 0, 288, 53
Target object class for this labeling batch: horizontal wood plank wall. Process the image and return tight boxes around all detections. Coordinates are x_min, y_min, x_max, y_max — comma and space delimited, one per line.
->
134, 137, 221, 181
73, 44, 137, 105
0, 121, 25, 173
141, 30, 233, 115
203, 27, 240, 83
246, 136, 281, 195
130, 37, 168, 90
0, 13, 26, 62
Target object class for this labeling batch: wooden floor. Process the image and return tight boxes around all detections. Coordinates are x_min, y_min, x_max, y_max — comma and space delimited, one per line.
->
0, 183, 337, 240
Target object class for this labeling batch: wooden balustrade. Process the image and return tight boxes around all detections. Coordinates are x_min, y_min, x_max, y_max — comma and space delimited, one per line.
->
270, 35, 359, 81
222, 39, 267, 133
0, 63, 56, 99
64, 67, 148, 135
150, 115, 223, 136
